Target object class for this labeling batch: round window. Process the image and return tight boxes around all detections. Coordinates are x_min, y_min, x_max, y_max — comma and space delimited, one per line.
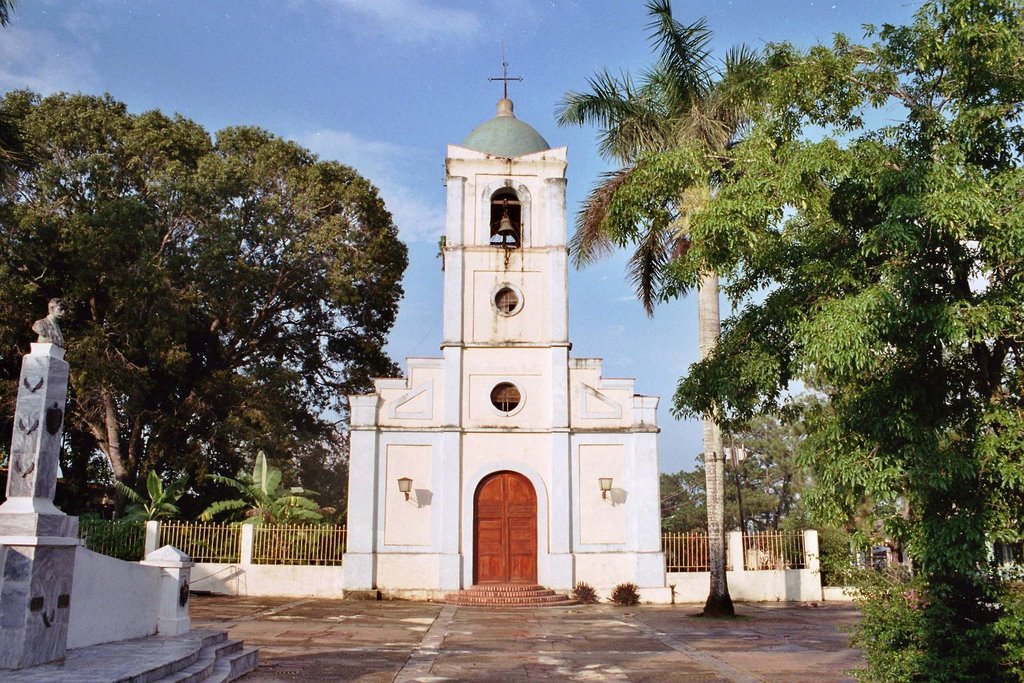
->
491, 283, 523, 316
490, 382, 521, 413
494, 287, 520, 315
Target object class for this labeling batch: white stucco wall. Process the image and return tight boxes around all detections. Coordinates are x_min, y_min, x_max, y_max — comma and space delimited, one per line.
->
667, 569, 823, 603
578, 444, 627, 544
68, 546, 160, 648
383, 444, 432, 547
190, 562, 345, 598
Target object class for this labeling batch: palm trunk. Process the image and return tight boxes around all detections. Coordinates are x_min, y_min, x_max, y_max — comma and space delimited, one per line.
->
698, 272, 734, 616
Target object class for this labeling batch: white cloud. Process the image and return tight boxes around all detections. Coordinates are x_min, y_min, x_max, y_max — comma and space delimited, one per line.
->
314, 0, 483, 42
0, 26, 98, 95
294, 128, 444, 243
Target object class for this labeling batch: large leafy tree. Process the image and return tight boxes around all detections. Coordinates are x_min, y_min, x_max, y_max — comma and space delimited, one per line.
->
558, 0, 760, 616
0, 92, 406, 512
639, 1, 1024, 677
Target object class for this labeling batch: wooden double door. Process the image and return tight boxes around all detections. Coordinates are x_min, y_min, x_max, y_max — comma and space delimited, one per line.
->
473, 471, 537, 584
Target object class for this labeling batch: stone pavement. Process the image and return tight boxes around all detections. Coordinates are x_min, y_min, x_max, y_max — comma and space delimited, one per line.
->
190, 595, 864, 682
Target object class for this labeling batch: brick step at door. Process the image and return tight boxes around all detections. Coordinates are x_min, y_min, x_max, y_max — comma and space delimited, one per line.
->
444, 584, 577, 607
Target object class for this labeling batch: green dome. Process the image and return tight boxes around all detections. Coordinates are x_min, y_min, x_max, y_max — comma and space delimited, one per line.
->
462, 98, 550, 158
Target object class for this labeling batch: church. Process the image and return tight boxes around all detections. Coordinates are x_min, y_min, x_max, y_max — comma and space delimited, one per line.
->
342, 95, 669, 603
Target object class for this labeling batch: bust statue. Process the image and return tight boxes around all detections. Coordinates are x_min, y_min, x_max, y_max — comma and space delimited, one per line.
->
32, 298, 66, 348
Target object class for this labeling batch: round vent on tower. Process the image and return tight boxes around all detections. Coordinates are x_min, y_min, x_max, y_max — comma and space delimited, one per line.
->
492, 284, 523, 316
490, 382, 522, 414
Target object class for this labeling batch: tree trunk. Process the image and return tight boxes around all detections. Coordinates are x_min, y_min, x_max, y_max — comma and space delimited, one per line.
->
698, 272, 734, 617
82, 385, 135, 517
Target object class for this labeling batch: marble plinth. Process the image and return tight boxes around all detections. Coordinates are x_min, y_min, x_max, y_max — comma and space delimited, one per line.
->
0, 544, 76, 669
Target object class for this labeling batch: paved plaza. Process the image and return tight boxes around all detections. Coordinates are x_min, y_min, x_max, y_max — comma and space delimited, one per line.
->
190, 595, 864, 682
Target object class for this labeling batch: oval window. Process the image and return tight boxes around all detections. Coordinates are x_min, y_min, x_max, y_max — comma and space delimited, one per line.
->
490, 382, 521, 413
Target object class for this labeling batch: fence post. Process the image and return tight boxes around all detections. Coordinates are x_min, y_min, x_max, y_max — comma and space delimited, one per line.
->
727, 530, 744, 572
144, 520, 161, 558
140, 545, 193, 636
240, 524, 255, 565
803, 529, 820, 573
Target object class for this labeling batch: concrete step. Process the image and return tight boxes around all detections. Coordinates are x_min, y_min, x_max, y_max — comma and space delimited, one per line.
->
204, 646, 259, 683
132, 631, 228, 683
445, 584, 577, 607
160, 635, 243, 683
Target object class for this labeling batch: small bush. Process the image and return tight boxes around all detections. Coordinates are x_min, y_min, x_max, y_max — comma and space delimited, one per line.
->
610, 582, 640, 606
78, 517, 146, 561
573, 581, 599, 604
850, 569, 1024, 682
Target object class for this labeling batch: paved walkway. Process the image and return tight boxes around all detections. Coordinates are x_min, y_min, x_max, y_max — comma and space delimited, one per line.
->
190, 595, 864, 682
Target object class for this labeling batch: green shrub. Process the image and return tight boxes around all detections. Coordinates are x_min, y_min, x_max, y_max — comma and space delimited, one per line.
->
573, 581, 599, 604
610, 582, 640, 606
850, 569, 1024, 682
78, 517, 146, 561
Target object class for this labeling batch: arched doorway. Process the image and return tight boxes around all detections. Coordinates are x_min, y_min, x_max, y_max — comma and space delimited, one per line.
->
474, 471, 537, 584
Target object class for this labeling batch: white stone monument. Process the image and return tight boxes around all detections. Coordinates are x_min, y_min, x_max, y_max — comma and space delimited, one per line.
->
0, 301, 79, 669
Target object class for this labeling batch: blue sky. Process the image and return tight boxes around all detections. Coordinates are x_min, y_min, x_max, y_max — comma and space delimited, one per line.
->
1, 0, 920, 472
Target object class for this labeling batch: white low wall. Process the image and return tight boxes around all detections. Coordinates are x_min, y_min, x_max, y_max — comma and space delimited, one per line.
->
667, 568, 823, 603
190, 562, 345, 598
68, 546, 161, 648
188, 561, 820, 603
822, 585, 858, 601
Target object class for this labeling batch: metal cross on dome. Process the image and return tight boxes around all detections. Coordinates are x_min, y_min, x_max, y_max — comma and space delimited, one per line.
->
488, 41, 522, 99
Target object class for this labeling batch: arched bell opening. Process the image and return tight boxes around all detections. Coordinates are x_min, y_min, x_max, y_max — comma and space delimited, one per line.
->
489, 187, 521, 248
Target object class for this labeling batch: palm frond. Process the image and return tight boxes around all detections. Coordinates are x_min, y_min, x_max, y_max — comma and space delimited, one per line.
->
645, 0, 713, 106
570, 167, 636, 268
556, 69, 632, 129
627, 220, 673, 316
674, 102, 732, 155
557, 70, 668, 162
706, 45, 765, 147
0, 0, 14, 27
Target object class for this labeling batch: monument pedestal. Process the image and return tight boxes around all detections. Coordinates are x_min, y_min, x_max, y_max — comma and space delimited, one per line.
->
0, 536, 79, 669
0, 342, 77, 670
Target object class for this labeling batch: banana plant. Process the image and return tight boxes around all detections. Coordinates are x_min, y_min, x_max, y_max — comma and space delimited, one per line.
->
200, 450, 323, 525
114, 470, 189, 521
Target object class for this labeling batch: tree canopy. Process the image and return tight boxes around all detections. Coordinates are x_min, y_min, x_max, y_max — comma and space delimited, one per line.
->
0, 91, 407, 512
600, 0, 1024, 677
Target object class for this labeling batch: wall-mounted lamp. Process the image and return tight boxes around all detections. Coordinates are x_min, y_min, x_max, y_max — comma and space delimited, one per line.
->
599, 477, 613, 500
397, 477, 413, 501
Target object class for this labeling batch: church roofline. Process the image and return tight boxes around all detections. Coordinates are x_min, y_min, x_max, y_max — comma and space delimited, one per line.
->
446, 143, 567, 163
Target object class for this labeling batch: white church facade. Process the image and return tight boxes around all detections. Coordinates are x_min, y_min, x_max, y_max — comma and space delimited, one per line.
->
342, 97, 669, 602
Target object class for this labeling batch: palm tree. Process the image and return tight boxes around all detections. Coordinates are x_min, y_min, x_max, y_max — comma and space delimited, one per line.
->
558, 0, 759, 616
0, 0, 15, 27
201, 451, 323, 525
